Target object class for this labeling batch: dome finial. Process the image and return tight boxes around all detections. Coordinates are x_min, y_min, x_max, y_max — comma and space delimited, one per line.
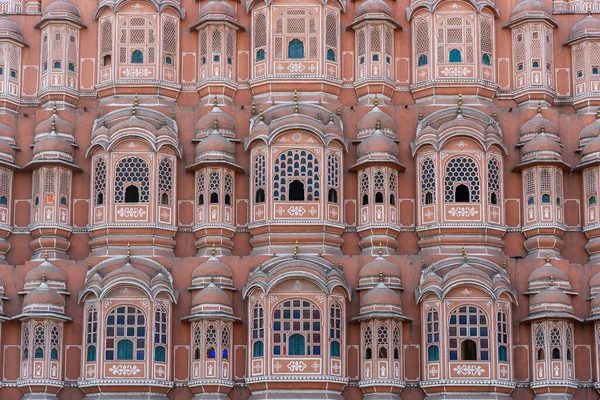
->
337, 107, 341, 117
329, 113, 334, 123
259, 110, 264, 121
422, 259, 426, 269
462, 246, 467, 262
211, 242, 216, 257
596, 106, 600, 120
41, 270, 46, 283
293, 89, 298, 102
213, 95, 218, 107
293, 240, 299, 259
132, 95, 138, 116
502, 259, 506, 269
126, 242, 131, 261
457, 93, 463, 115
550, 275, 555, 286
374, 95, 378, 107
251, 103, 256, 115
418, 111, 423, 121
378, 270, 383, 282
51, 120, 56, 133
52, 103, 57, 115
378, 242, 383, 256
213, 119, 218, 131
541, 124, 545, 134
87, 260, 91, 270
376, 120, 381, 131
44, 249, 48, 261
537, 101, 542, 113
545, 251, 551, 264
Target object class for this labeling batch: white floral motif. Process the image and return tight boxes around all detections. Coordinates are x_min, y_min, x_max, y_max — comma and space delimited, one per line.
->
440, 67, 471, 77
448, 207, 479, 217
287, 206, 306, 216
122, 67, 152, 78
292, 280, 303, 292
288, 361, 307, 372
109, 365, 141, 376
453, 365, 486, 376
460, 288, 472, 296
116, 208, 147, 218
288, 63, 306, 73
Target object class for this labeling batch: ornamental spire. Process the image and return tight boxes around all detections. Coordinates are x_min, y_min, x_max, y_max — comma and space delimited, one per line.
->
293, 240, 299, 259
44, 249, 48, 261
211, 242, 216, 257
378, 270, 383, 282
545, 251, 551, 264
378, 242, 383, 256
126, 242, 131, 261
462, 247, 467, 262
41, 270, 46, 283
132, 95, 138, 116
457, 93, 463, 115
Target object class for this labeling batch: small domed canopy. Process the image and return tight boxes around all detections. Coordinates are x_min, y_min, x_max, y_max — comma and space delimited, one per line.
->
589, 293, 600, 320
23, 258, 68, 294
25, 131, 81, 171
358, 254, 402, 290
0, 138, 17, 170
191, 255, 234, 289
526, 257, 571, 294
349, 0, 401, 29
0, 17, 26, 45
567, 15, 600, 44
190, 0, 244, 31
590, 271, 600, 299
352, 127, 405, 172
508, 0, 555, 27
518, 109, 559, 145
185, 282, 238, 321
356, 104, 396, 139
15, 281, 70, 321
194, 102, 237, 141
578, 114, 600, 150
353, 282, 409, 321
575, 135, 600, 171
36, 0, 85, 28
186, 128, 242, 172
524, 285, 581, 322
34, 108, 76, 145
515, 133, 570, 171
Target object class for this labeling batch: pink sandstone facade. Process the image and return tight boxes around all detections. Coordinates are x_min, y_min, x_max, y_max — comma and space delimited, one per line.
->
3, 0, 600, 399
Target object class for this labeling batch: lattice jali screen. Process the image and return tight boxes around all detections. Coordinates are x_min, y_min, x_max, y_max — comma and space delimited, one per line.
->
273, 8, 319, 61
444, 156, 480, 202
273, 149, 320, 201
436, 15, 474, 64
0, 0, 21, 13
93, 157, 107, 206
253, 10, 267, 60
114, 156, 150, 203
487, 158, 500, 204
118, 16, 156, 65
586, 168, 598, 198
420, 157, 436, 204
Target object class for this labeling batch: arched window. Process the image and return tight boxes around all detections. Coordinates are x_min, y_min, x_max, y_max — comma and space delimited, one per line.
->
86, 305, 98, 362
449, 49, 462, 63
197, 170, 205, 206
550, 327, 562, 360
50, 348, 58, 360
224, 173, 233, 206
154, 307, 168, 362
565, 326, 573, 361
253, 10, 267, 62
105, 306, 146, 361
94, 157, 107, 206
34, 325, 45, 359
426, 308, 440, 361
193, 322, 202, 361
377, 325, 389, 359
255, 188, 265, 203
393, 326, 401, 360
273, 299, 320, 356
119, 16, 156, 66
115, 157, 150, 203
252, 302, 265, 357
374, 170, 385, 204
421, 157, 436, 205
328, 188, 338, 203
330, 302, 342, 357
364, 325, 373, 360
455, 184, 470, 202
289, 180, 305, 201
158, 158, 173, 206
256, 49, 265, 61
131, 50, 144, 64
361, 172, 370, 206
117, 339, 134, 360
206, 323, 217, 359
209, 171, 220, 204
482, 53, 491, 66
327, 153, 340, 203
125, 185, 139, 203
289, 334, 306, 355
418, 54, 428, 66
445, 157, 480, 203
375, 192, 384, 203
288, 39, 305, 59
221, 325, 230, 360
449, 306, 488, 361
22, 325, 30, 360
0, 196, 6, 206
488, 158, 501, 205
535, 326, 545, 361
497, 309, 509, 362
327, 48, 336, 61
273, 150, 320, 201
542, 194, 550, 204
389, 172, 397, 206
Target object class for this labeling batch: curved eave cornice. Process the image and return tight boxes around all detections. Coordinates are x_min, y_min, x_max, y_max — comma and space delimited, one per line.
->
23, 158, 82, 172
0, 36, 28, 48
351, 311, 412, 322
565, 34, 600, 46
12, 311, 72, 322
522, 311, 582, 322
190, 16, 245, 31
93, 0, 185, 20
34, 18, 86, 30
245, 130, 348, 152
246, 0, 346, 13
86, 130, 183, 158
415, 279, 516, 305
349, 158, 406, 172
0, 158, 20, 171
573, 157, 600, 172
406, 0, 500, 21
504, 16, 557, 29
181, 312, 241, 322
185, 158, 244, 173
347, 14, 402, 30
513, 159, 571, 172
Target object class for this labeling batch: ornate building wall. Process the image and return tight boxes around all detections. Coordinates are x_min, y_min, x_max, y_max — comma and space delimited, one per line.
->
2, 0, 600, 399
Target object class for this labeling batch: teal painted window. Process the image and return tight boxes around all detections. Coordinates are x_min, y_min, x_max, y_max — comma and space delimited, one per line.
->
87, 345, 96, 362
154, 346, 166, 362
117, 339, 134, 360
289, 334, 305, 356
288, 39, 304, 59
253, 341, 264, 357
131, 50, 144, 64
418, 54, 428, 66
330, 341, 340, 357
449, 49, 461, 63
